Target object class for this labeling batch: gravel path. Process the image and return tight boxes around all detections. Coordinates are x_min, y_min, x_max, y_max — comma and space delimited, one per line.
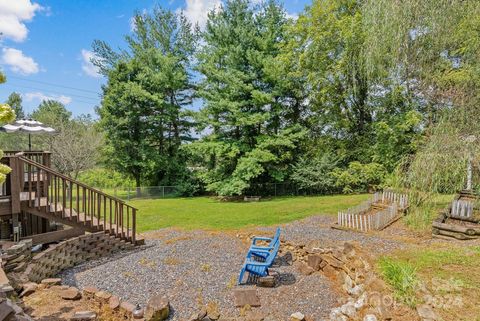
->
60, 215, 407, 320
279, 215, 405, 253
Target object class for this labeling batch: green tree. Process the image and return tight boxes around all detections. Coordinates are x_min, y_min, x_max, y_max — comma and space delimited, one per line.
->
5, 92, 24, 119
31, 100, 72, 125
189, 0, 305, 196
0, 72, 17, 184
282, 0, 426, 174
93, 7, 197, 189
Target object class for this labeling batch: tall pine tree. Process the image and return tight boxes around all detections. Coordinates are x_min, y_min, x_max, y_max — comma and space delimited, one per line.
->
189, 0, 305, 196
94, 8, 197, 188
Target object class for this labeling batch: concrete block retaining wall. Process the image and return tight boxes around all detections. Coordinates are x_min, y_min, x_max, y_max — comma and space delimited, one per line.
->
25, 232, 134, 283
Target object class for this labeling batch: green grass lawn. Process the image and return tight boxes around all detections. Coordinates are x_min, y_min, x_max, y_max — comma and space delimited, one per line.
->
379, 245, 480, 321
130, 194, 369, 232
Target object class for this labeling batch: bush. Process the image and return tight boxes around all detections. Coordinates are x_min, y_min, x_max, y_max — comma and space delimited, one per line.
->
78, 168, 135, 189
332, 161, 387, 193
290, 153, 338, 194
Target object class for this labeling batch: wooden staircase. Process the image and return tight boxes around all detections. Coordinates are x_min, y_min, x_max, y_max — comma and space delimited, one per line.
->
8, 153, 141, 245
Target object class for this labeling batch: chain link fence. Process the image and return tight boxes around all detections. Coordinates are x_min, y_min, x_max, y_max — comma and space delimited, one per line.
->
98, 186, 183, 201
97, 183, 322, 201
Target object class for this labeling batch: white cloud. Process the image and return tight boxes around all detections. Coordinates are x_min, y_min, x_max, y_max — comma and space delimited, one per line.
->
179, 0, 222, 29
80, 49, 101, 78
0, 0, 43, 42
24, 92, 72, 105
1, 47, 39, 75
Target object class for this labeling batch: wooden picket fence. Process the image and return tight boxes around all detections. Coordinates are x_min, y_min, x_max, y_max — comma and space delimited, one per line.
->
373, 190, 408, 209
450, 199, 474, 219
337, 203, 398, 232
336, 190, 408, 232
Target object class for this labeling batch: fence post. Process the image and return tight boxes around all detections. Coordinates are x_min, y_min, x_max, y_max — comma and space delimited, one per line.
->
127, 187, 130, 201
162, 186, 165, 198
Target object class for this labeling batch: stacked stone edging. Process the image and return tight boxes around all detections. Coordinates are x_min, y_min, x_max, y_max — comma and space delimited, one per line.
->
24, 232, 134, 283
0, 239, 32, 274
281, 240, 431, 321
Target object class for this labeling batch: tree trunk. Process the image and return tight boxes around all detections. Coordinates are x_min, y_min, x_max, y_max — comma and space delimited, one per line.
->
135, 175, 141, 198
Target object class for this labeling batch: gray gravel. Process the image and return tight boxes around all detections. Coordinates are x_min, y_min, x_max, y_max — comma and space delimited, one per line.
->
279, 215, 405, 253
60, 216, 406, 320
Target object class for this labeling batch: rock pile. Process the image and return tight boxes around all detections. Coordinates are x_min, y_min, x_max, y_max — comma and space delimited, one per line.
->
0, 297, 34, 321
282, 240, 421, 321
0, 240, 32, 274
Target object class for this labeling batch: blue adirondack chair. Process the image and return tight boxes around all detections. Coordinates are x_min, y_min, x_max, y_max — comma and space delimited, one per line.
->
249, 227, 281, 260
238, 236, 280, 284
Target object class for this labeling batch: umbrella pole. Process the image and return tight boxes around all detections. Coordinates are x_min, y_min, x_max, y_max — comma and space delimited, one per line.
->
29, 134, 31, 151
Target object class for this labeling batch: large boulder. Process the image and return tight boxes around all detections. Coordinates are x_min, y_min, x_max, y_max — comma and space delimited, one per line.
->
145, 295, 170, 321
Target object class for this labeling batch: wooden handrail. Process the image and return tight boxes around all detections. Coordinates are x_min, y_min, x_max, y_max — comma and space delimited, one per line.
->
17, 155, 137, 243
18, 156, 130, 205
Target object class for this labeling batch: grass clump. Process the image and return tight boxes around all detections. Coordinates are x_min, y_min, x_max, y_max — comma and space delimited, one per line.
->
378, 257, 419, 307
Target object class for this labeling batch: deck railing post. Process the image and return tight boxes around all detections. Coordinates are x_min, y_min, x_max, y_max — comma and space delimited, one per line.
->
10, 157, 21, 214
132, 208, 136, 244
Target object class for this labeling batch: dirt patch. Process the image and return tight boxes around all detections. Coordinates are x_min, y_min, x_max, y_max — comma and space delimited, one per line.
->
23, 286, 125, 321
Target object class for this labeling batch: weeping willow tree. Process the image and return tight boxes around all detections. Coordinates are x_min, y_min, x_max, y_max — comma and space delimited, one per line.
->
362, 0, 480, 227
0, 71, 17, 184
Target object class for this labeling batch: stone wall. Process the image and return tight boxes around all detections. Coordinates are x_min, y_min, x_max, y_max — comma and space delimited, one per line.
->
24, 232, 134, 283
283, 241, 421, 321
0, 239, 32, 274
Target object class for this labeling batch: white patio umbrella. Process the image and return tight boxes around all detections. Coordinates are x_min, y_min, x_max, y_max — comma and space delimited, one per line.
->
0, 118, 56, 151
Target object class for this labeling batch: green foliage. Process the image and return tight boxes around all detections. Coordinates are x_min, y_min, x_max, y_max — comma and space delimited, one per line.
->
332, 162, 386, 193
31, 100, 72, 125
278, 0, 425, 182
0, 73, 16, 184
290, 153, 338, 193
190, 0, 306, 196
68, 0, 480, 206
0, 150, 12, 185
378, 257, 419, 307
371, 110, 422, 171
78, 168, 135, 189
94, 7, 197, 187
5, 92, 24, 119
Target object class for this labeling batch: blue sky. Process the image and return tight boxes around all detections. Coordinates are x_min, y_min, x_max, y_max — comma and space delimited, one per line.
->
0, 0, 309, 118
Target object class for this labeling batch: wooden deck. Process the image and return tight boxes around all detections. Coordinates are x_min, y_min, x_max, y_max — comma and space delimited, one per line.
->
0, 151, 140, 245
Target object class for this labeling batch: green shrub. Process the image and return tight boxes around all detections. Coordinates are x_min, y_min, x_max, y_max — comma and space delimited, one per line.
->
332, 161, 387, 193
378, 257, 419, 307
78, 168, 135, 189
290, 153, 339, 194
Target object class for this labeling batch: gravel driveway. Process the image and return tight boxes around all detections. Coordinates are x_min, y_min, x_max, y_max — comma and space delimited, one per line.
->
60, 215, 406, 320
